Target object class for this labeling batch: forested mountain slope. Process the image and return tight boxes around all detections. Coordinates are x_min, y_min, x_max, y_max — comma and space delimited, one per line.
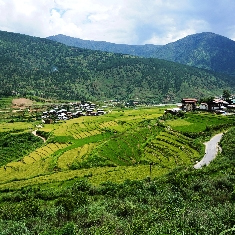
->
154, 32, 235, 75
0, 30, 234, 102
47, 34, 160, 58
48, 32, 235, 75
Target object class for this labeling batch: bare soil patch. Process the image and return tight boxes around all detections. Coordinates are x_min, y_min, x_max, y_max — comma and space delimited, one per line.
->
12, 98, 33, 109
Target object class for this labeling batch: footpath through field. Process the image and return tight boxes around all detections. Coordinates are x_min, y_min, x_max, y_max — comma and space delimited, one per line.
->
32, 130, 46, 143
194, 133, 223, 169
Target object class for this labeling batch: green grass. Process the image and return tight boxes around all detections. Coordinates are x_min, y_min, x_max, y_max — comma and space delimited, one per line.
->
0, 132, 43, 167
0, 121, 35, 133
0, 97, 13, 109
166, 112, 235, 133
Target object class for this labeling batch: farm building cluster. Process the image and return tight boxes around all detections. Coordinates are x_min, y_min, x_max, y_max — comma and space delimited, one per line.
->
165, 97, 235, 115
41, 102, 106, 123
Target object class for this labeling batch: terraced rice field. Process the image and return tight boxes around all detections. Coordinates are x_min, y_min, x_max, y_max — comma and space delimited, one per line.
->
1, 107, 232, 189
143, 131, 200, 167
0, 143, 69, 184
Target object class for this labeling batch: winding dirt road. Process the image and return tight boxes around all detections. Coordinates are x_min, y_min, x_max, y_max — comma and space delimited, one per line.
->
32, 130, 46, 143
194, 133, 223, 169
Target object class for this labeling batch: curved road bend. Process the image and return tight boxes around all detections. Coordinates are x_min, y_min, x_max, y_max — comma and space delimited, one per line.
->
194, 133, 223, 169
32, 130, 46, 143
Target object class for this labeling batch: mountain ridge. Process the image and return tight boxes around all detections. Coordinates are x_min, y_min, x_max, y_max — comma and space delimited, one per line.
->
47, 32, 235, 75
0, 30, 234, 102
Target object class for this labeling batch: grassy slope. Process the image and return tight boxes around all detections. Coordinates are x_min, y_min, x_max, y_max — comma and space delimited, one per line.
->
0, 110, 235, 234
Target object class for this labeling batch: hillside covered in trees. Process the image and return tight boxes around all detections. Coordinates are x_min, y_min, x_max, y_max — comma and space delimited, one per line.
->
0, 30, 234, 102
48, 32, 235, 76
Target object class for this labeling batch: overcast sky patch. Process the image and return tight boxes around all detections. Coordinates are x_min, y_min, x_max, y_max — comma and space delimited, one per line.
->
0, 0, 234, 45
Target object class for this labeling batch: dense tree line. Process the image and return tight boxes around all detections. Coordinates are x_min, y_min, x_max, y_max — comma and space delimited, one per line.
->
48, 32, 235, 75
0, 132, 43, 166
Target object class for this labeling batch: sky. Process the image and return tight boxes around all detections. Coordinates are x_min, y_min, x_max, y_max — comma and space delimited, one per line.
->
0, 0, 235, 45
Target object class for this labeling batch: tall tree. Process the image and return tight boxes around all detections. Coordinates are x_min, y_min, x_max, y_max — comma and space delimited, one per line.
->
223, 89, 231, 100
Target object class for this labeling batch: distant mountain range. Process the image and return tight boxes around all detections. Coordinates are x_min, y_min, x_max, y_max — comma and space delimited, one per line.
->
47, 32, 235, 75
0, 30, 234, 102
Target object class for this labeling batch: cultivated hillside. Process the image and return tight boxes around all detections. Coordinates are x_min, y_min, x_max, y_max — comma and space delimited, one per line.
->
48, 32, 235, 75
0, 107, 235, 234
0, 30, 234, 102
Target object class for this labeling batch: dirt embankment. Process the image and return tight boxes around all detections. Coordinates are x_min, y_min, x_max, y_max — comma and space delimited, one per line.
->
12, 98, 34, 112
12, 98, 33, 109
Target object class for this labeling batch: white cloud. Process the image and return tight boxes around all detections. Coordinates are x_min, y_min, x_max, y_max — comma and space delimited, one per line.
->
0, 0, 55, 36
0, 0, 234, 44
228, 26, 235, 41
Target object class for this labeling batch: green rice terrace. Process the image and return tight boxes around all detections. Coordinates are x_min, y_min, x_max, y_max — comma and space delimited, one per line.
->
0, 99, 235, 234
1, 107, 226, 189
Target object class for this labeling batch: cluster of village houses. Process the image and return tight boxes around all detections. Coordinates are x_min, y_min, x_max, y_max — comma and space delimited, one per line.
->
41, 102, 106, 123
165, 97, 235, 114
41, 97, 235, 123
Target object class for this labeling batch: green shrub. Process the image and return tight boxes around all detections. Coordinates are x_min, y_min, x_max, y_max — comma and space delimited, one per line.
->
0, 132, 43, 166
